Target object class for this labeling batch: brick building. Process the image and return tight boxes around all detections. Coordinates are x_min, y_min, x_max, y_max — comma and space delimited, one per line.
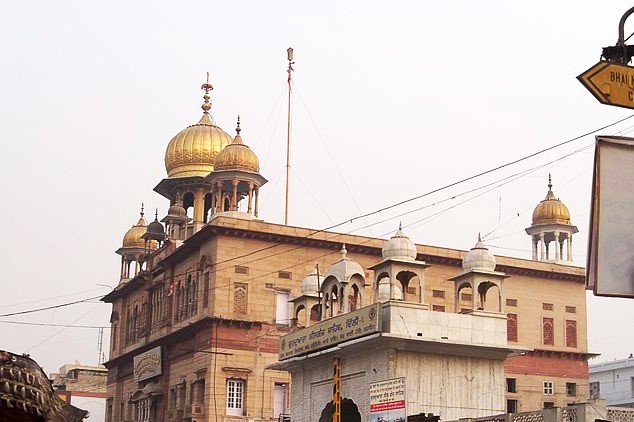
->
102, 80, 591, 422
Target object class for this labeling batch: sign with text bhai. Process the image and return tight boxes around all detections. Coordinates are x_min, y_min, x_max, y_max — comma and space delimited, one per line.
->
578, 61, 634, 110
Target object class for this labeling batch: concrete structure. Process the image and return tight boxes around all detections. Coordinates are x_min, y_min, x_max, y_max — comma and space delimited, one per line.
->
589, 357, 634, 407
102, 78, 592, 422
445, 400, 634, 422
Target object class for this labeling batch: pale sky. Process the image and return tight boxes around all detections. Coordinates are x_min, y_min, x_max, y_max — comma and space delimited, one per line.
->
1, 1, 634, 402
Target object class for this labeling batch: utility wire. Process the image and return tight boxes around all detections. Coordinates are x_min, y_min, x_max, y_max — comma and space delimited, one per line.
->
0, 320, 109, 329
3, 115, 631, 315
0, 295, 103, 317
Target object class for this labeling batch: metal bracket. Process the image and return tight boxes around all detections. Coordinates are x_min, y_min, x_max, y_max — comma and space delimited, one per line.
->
602, 6, 634, 64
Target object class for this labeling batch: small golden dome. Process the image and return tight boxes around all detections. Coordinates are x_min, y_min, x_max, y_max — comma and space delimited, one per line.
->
213, 117, 260, 173
122, 211, 149, 248
164, 79, 233, 178
121, 207, 159, 250
531, 176, 571, 226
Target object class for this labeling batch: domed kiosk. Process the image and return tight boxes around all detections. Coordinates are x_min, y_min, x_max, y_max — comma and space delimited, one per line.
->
154, 77, 234, 235
525, 175, 578, 262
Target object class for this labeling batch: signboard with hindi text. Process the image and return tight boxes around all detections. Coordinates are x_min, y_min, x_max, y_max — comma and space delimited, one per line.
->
278, 303, 381, 360
133, 346, 162, 382
369, 377, 406, 422
587, 136, 634, 297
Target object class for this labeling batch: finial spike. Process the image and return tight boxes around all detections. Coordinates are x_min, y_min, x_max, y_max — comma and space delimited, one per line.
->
398, 221, 402, 231
236, 115, 241, 135
140, 203, 145, 217
201, 73, 213, 115
478, 232, 482, 242
341, 244, 347, 259
155, 208, 159, 219
548, 173, 552, 190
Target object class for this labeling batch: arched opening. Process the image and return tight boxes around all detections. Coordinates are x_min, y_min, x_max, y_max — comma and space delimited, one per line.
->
457, 283, 474, 313
182, 192, 195, 219
477, 281, 501, 312
203, 193, 213, 223
318, 398, 361, 422
396, 270, 418, 302
310, 304, 321, 322
348, 284, 360, 311
295, 305, 306, 327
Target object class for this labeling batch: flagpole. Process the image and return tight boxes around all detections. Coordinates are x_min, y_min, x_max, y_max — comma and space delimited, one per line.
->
285, 47, 294, 225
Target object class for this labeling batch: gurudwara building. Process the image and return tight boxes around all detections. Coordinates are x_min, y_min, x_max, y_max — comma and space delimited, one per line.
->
102, 79, 590, 422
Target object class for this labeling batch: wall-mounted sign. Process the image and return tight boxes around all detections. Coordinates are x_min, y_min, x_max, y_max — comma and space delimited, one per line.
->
278, 303, 381, 361
587, 136, 634, 297
133, 346, 162, 382
369, 377, 406, 422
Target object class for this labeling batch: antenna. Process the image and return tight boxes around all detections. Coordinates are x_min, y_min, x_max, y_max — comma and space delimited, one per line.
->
284, 47, 294, 225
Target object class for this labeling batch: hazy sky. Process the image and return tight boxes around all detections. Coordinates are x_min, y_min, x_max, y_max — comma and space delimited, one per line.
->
2, 0, 634, 397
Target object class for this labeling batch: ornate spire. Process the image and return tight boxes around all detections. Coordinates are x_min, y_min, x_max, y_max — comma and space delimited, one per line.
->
341, 244, 347, 259
236, 115, 241, 135
548, 173, 552, 191
201, 72, 213, 115
140, 202, 145, 218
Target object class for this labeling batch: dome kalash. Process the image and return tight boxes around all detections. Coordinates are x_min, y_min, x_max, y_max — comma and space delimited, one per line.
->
163, 79, 233, 178
531, 176, 571, 226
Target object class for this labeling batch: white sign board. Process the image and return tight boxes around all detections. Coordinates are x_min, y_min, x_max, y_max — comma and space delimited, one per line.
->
369, 377, 406, 422
587, 136, 634, 297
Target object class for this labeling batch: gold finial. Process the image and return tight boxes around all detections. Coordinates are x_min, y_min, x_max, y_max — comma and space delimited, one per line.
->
201, 72, 213, 114
140, 202, 145, 217
236, 115, 241, 135
548, 173, 553, 191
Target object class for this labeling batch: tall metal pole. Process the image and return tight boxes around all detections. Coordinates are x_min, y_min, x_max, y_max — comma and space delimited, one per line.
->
285, 47, 294, 225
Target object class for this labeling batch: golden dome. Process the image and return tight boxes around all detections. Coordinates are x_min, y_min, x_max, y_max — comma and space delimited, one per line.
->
121, 208, 159, 250
213, 118, 260, 173
531, 176, 571, 226
122, 211, 149, 248
164, 80, 233, 178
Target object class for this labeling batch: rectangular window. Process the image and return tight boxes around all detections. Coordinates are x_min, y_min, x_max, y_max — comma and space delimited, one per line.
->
590, 381, 600, 399
406, 287, 417, 295
276, 291, 290, 326
461, 293, 473, 301
507, 399, 517, 413
278, 271, 292, 280
506, 378, 517, 393
566, 382, 576, 396
432, 305, 445, 312
565, 305, 576, 313
543, 402, 554, 409
235, 265, 249, 275
543, 381, 554, 395
507, 313, 518, 342
226, 379, 244, 416
565, 320, 577, 348
542, 303, 553, 311
234, 283, 248, 315
543, 317, 554, 345
273, 383, 288, 418
432, 290, 445, 298
506, 298, 518, 307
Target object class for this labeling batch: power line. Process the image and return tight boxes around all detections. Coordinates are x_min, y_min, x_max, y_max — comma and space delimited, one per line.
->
0, 295, 104, 317
9, 321, 106, 330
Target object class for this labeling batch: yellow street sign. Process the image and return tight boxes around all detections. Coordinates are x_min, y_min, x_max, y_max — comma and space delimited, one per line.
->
578, 61, 634, 109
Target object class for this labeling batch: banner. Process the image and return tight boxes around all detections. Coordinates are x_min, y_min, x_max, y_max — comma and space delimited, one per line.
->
369, 377, 406, 422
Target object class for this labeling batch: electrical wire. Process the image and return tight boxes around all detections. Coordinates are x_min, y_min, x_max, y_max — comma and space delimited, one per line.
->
0, 320, 109, 329
0, 295, 103, 317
